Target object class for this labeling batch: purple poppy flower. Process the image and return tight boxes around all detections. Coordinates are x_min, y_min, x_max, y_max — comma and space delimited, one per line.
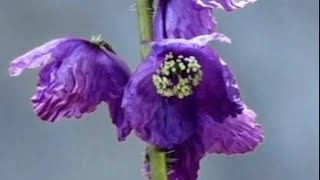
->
154, 0, 257, 40
122, 33, 263, 151
125, 34, 263, 179
9, 36, 132, 140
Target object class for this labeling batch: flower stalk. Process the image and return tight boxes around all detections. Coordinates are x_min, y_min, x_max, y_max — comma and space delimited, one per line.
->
136, 0, 168, 179
147, 146, 168, 180
136, 0, 154, 59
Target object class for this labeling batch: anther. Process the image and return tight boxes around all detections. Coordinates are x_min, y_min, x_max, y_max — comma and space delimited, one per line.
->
152, 52, 203, 99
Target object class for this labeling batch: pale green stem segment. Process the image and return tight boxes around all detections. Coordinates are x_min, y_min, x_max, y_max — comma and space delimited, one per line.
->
136, 0, 168, 180
148, 146, 168, 180
136, 0, 154, 59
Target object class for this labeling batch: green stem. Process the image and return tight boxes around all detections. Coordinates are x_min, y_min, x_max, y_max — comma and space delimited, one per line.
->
136, 1, 168, 180
148, 146, 168, 180
136, 0, 154, 59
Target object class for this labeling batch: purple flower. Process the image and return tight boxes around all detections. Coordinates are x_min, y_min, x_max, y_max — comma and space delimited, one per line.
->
150, 1, 260, 177
123, 34, 263, 178
123, 33, 263, 150
9, 36, 131, 140
154, 0, 257, 40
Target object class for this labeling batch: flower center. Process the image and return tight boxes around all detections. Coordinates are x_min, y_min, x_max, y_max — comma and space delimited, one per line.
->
152, 52, 203, 99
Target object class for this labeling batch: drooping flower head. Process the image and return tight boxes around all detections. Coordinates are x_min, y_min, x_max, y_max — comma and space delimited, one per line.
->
123, 34, 263, 179
154, 0, 257, 40
9, 35, 132, 140
142, 1, 262, 178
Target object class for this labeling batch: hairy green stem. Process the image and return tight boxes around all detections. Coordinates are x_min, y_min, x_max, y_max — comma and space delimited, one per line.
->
136, 0, 153, 59
147, 146, 168, 180
136, 0, 168, 180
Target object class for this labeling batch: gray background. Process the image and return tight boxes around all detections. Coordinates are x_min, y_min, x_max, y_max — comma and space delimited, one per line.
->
0, 0, 318, 180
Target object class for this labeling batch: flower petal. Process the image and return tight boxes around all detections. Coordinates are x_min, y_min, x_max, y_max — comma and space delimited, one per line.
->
9, 38, 69, 76
9, 38, 131, 140
196, 0, 257, 11
167, 135, 205, 180
151, 32, 230, 50
199, 108, 263, 154
122, 58, 197, 148
194, 49, 243, 123
154, 0, 217, 40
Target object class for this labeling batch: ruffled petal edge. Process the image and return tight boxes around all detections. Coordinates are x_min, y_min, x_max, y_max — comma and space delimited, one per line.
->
199, 108, 264, 155
196, 0, 257, 12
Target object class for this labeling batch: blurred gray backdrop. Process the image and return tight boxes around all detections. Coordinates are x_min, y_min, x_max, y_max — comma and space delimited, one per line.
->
0, 0, 318, 180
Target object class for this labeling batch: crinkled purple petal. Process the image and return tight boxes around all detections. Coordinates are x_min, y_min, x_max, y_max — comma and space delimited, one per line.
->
199, 108, 263, 154
122, 58, 197, 148
168, 135, 205, 180
154, 0, 217, 40
9, 38, 131, 140
154, 0, 256, 40
194, 49, 244, 122
196, 0, 257, 11
9, 38, 69, 76
152, 32, 231, 49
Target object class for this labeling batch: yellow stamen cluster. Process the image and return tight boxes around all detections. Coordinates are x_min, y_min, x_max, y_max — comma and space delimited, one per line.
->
153, 52, 203, 99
